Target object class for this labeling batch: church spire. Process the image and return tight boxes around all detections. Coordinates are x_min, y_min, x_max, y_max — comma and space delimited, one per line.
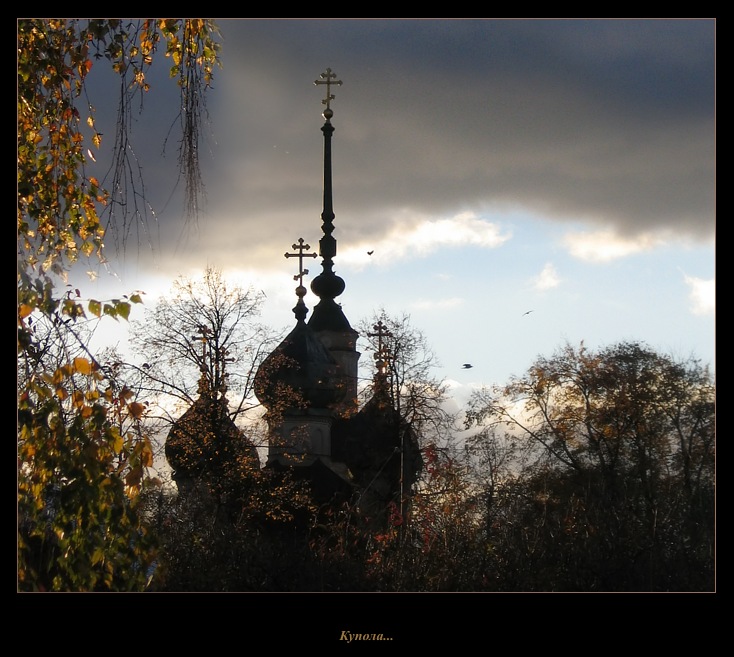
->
309, 68, 352, 332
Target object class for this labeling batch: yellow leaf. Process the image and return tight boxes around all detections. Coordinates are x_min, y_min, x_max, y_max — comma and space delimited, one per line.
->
111, 429, 124, 453
91, 547, 105, 566
73, 357, 93, 375
19, 304, 33, 319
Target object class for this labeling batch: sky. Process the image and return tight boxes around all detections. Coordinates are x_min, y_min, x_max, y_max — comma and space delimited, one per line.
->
81, 18, 716, 412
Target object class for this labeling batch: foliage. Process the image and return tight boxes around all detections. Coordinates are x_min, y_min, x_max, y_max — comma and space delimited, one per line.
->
464, 340, 716, 591
148, 469, 322, 591
357, 442, 492, 591
128, 337, 715, 592
17, 19, 222, 591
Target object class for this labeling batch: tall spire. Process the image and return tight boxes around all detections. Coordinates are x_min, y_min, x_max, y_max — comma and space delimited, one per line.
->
309, 68, 352, 332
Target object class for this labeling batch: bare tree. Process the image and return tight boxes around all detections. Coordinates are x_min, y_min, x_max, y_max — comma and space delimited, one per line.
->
358, 309, 458, 449
125, 267, 279, 439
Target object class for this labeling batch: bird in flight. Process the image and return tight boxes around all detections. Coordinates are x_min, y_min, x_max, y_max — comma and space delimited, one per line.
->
367, 250, 374, 256
462, 363, 473, 369
522, 310, 534, 316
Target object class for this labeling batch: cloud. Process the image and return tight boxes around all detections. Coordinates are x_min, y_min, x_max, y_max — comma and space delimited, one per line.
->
683, 273, 715, 316
563, 229, 668, 263
532, 262, 561, 290
110, 19, 713, 285
339, 211, 511, 270
65, 19, 713, 401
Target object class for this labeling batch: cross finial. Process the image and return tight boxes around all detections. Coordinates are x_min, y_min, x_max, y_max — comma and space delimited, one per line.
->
314, 68, 342, 114
285, 237, 318, 288
367, 320, 393, 374
191, 325, 212, 370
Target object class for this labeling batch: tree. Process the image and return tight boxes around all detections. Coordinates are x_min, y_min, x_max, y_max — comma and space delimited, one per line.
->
358, 310, 457, 448
126, 267, 285, 528
17, 19, 222, 591
464, 340, 715, 591
126, 267, 275, 430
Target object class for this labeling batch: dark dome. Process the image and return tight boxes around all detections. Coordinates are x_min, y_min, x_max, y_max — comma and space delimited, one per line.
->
165, 386, 259, 484
254, 320, 345, 411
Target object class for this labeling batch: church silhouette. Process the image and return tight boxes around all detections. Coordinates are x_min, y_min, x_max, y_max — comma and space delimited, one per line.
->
166, 69, 422, 530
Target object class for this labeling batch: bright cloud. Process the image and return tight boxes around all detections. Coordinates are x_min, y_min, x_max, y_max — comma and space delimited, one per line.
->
683, 273, 715, 316
407, 212, 510, 254
340, 211, 511, 269
532, 262, 561, 291
563, 230, 666, 263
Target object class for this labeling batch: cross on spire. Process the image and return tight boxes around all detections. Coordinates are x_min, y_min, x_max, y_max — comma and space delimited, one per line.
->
191, 325, 212, 370
285, 237, 318, 288
314, 68, 342, 112
367, 320, 393, 374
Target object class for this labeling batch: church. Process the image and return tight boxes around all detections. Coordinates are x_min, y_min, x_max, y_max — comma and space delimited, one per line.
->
166, 69, 422, 529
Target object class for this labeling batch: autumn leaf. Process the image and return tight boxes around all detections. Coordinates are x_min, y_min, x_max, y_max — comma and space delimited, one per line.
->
110, 428, 124, 453
73, 357, 93, 375
128, 402, 145, 419
116, 301, 131, 321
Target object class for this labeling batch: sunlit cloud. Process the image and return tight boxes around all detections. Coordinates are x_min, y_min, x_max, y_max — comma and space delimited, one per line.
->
340, 211, 511, 270
532, 262, 561, 291
563, 230, 666, 263
683, 273, 715, 316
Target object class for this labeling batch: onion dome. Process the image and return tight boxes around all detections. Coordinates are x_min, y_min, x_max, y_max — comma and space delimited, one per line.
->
254, 269, 345, 412
165, 374, 259, 486
254, 319, 345, 412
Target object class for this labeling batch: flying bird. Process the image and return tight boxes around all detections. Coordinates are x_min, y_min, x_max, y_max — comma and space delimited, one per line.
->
462, 363, 473, 369
522, 310, 534, 316
367, 250, 374, 256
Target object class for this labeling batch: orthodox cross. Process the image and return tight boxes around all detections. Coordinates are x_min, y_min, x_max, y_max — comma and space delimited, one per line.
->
191, 325, 212, 365
284, 237, 317, 287
367, 320, 393, 373
213, 346, 235, 395
314, 68, 342, 111
191, 325, 213, 393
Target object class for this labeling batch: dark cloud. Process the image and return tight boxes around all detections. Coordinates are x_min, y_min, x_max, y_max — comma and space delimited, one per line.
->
92, 19, 714, 273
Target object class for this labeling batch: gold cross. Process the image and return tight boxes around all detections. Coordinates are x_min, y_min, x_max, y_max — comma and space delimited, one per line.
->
284, 238, 317, 287
314, 68, 343, 111
367, 320, 393, 373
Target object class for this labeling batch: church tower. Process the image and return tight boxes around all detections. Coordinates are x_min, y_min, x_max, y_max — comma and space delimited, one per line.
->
253, 69, 421, 517
253, 69, 358, 499
307, 68, 360, 415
